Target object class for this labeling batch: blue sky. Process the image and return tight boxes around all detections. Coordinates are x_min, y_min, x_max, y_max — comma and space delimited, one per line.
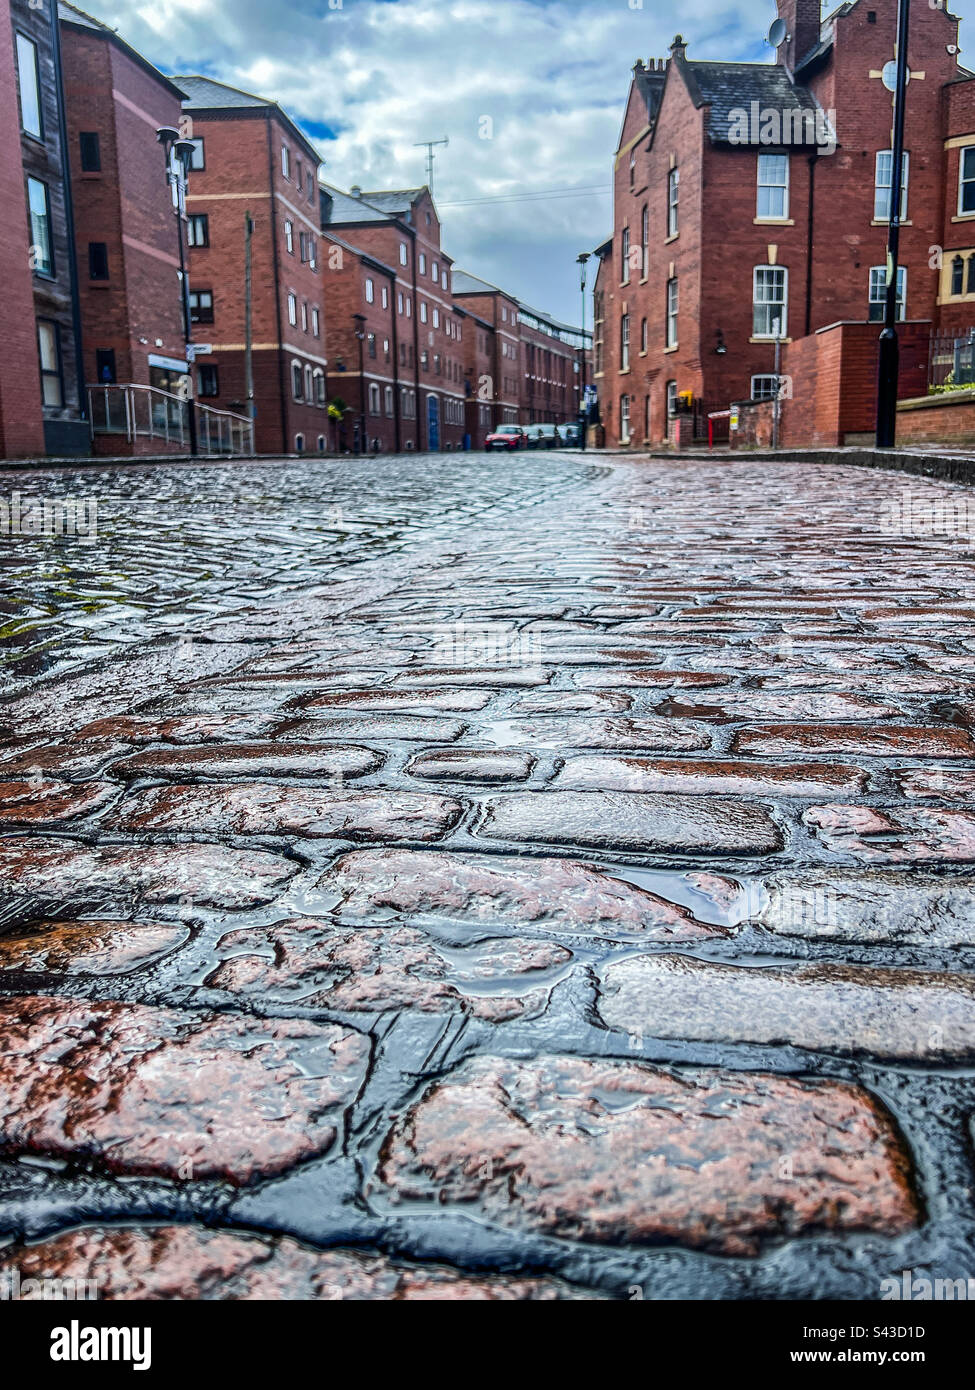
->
90, 0, 975, 323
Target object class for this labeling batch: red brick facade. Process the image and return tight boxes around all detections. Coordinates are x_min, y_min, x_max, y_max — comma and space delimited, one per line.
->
598, 0, 973, 448
0, 0, 45, 457
178, 80, 327, 456
60, 11, 185, 455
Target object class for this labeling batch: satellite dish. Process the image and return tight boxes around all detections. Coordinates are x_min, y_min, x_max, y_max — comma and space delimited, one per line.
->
768, 17, 788, 48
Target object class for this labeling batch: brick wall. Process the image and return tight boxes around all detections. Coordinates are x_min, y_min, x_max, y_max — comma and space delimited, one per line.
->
896, 390, 975, 446
0, 0, 45, 457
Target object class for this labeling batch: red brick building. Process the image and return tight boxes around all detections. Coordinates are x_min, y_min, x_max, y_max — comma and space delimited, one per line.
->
11, 0, 87, 455
0, 0, 45, 457
596, 0, 973, 447
175, 75, 327, 455
321, 185, 469, 451
59, 4, 186, 452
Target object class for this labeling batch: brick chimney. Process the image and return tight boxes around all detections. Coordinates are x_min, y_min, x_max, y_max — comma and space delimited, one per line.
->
775, 0, 821, 75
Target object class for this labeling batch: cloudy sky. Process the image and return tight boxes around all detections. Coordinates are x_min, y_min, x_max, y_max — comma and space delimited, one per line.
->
88, 0, 975, 323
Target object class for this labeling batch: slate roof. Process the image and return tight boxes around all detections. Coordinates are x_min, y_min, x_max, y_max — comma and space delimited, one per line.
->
174, 75, 321, 161
357, 189, 426, 216
320, 183, 391, 225
684, 60, 822, 144
451, 269, 511, 298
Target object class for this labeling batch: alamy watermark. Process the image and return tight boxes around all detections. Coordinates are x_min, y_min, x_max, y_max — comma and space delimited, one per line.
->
0, 492, 97, 541
430, 621, 542, 668
878, 489, 975, 541
727, 104, 837, 157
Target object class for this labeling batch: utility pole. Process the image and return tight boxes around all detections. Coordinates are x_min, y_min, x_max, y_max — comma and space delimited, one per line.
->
876, 0, 911, 449
577, 252, 590, 451
157, 127, 198, 456
244, 211, 255, 441
772, 319, 783, 450
353, 313, 366, 455
413, 136, 448, 192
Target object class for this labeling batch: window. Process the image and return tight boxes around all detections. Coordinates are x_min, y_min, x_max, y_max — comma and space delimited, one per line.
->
667, 167, 679, 237
187, 214, 209, 247
314, 370, 326, 405
284, 220, 294, 255
406, 297, 412, 317
640, 317, 648, 353
869, 265, 906, 322
666, 379, 677, 418
968, 257, 975, 295
621, 226, 630, 285
442, 268, 449, 290
198, 364, 219, 397
305, 365, 314, 401
433, 308, 440, 328
367, 333, 376, 358
291, 361, 303, 399
190, 289, 214, 323
666, 277, 678, 347
620, 313, 630, 371
301, 301, 308, 332
368, 382, 381, 415
95, 348, 116, 384
397, 291, 404, 314
381, 285, 388, 309
287, 292, 297, 326
301, 233, 317, 269
752, 266, 787, 338
311, 306, 320, 337
384, 385, 394, 416
419, 252, 426, 274
79, 132, 101, 173
874, 151, 909, 222
295, 433, 305, 452
420, 301, 428, 323
952, 256, 965, 296
365, 276, 374, 304
27, 178, 53, 277
629, 152, 636, 188
16, 35, 42, 139
641, 204, 649, 277
757, 153, 789, 219
317, 434, 326, 452
620, 393, 631, 442
88, 241, 109, 281
282, 146, 290, 179
399, 242, 408, 266
751, 375, 779, 401
185, 138, 205, 170
960, 147, 975, 216
37, 321, 63, 407
296, 159, 303, 190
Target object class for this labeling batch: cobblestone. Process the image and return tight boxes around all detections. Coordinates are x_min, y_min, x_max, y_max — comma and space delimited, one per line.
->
1, 451, 974, 1298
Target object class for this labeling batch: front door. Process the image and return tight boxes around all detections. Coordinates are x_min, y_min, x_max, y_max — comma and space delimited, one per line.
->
427, 394, 440, 451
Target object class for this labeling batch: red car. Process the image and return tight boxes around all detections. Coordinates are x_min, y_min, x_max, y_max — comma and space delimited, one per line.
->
485, 424, 527, 451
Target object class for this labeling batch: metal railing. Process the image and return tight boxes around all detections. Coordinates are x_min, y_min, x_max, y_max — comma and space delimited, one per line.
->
88, 384, 253, 455
929, 328, 975, 391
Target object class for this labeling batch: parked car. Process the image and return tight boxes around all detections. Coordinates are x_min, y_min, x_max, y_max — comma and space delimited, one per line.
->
485, 424, 527, 451
556, 422, 581, 446
525, 423, 559, 449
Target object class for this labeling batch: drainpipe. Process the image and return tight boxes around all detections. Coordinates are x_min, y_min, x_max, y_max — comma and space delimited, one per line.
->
389, 269, 401, 453
51, 0, 87, 443
805, 151, 817, 338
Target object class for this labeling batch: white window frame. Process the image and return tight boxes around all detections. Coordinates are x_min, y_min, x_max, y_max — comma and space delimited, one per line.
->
666, 277, 678, 348
757, 153, 789, 220
365, 277, 374, 304
620, 393, 631, 443
620, 313, 630, 371
752, 265, 788, 339
399, 242, 408, 266
874, 150, 909, 222
667, 167, 679, 237
960, 147, 975, 216
16, 34, 42, 139
287, 292, 298, 327
284, 220, 294, 255
869, 265, 907, 322
282, 145, 290, 179
751, 375, 779, 401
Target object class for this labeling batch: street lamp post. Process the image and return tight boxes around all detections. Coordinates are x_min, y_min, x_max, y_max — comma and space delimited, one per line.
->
876, 0, 911, 449
577, 252, 591, 451
156, 126, 198, 456
353, 313, 367, 456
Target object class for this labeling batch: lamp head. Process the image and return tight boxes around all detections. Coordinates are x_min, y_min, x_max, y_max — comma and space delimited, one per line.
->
156, 126, 180, 146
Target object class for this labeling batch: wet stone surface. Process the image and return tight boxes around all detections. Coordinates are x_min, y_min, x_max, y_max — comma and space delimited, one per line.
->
1, 451, 975, 1298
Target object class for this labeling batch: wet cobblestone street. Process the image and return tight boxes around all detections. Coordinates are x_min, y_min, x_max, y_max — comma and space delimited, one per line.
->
2, 450, 975, 1299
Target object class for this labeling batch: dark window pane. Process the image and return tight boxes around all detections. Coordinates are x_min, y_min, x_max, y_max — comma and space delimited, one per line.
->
80, 132, 101, 172
88, 242, 109, 280
95, 348, 116, 384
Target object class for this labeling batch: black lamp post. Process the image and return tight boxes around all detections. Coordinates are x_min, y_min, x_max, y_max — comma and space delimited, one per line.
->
876, 0, 911, 450
156, 126, 198, 456
577, 252, 591, 450
353, 313, 367, 456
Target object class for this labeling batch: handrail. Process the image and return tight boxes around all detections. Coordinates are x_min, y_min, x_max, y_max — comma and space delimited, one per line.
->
88, 384, 254, 455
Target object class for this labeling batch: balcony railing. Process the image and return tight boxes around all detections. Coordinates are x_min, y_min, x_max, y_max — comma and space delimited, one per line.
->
88, 384, 254, 456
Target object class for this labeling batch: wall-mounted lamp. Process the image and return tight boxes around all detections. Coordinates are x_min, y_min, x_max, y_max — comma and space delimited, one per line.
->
714, 331, 728, 356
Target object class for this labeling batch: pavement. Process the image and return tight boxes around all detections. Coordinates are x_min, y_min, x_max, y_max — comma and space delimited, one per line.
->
0, 448, 974, 1300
